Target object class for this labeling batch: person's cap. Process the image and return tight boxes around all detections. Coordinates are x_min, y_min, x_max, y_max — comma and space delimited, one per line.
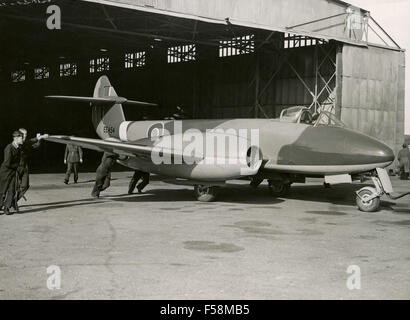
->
12, 130, 23, 137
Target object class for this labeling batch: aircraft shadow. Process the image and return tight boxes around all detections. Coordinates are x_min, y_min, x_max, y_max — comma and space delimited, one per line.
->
108, 183, 408, 211
282, 183, 366, 206
16, 183, 408, 214
377, 201, 410, 214
107, 187, 285, 205
281, 183, 409, 212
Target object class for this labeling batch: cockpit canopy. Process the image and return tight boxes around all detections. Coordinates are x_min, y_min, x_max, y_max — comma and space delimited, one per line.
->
278, 106, 345, 128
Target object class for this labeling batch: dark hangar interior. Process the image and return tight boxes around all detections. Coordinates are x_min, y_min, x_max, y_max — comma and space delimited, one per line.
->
0, 0, 404, 172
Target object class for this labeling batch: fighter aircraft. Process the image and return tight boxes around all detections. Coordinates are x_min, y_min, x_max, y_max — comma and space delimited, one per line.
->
45, 75, 395, 212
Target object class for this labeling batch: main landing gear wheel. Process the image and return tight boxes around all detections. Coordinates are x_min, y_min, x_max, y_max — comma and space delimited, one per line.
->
194, 185, 218, 202
268, 181, 291, 197
356, 187, 380, 212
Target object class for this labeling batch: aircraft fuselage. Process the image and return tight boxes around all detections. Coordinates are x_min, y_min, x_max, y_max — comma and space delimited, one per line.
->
115, 118, 394, 178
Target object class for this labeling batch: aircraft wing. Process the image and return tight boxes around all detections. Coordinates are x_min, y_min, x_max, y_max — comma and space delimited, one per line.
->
45, 135, 203, 162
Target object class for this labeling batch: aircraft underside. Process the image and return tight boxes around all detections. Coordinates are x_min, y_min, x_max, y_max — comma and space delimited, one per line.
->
117, 155, 397, 212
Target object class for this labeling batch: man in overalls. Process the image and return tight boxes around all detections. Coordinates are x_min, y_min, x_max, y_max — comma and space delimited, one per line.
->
64, 144, 83, 184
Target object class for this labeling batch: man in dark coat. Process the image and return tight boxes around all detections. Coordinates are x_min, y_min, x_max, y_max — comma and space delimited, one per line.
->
397, 143, 410, 180
17, 129, 48, 201
0, 131, 23, 215
128, 170, 150, 194
91, 152, 119, 198
64, 144, 83, 184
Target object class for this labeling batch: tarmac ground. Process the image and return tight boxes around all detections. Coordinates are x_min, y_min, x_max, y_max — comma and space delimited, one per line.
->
0, 172, 409, 299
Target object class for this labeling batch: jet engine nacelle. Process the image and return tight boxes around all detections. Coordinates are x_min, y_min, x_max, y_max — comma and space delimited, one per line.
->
118, 142, 262, 181
183, 145, 262, 181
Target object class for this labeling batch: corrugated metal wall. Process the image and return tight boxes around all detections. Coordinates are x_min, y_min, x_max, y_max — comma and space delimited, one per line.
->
93, 0, 355, 40
340, 44, 405, 158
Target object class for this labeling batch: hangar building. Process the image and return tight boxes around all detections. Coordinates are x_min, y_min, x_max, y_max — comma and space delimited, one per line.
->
0, 0, 405, 171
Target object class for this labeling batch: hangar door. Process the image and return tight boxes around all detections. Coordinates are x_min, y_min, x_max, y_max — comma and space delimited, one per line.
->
200, 34, 340, 120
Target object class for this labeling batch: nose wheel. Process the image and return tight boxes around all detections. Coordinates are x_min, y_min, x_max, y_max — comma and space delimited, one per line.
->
355, 187, 381, 212
194, 185, 218, 202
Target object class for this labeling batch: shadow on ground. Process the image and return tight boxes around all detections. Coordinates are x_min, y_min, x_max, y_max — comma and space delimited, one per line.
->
15, 181, 409, 214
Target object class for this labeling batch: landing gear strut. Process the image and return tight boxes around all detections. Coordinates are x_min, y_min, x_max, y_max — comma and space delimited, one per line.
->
194, 185, 218, 202
250, 177, 264, 188
356, 168, 410, 212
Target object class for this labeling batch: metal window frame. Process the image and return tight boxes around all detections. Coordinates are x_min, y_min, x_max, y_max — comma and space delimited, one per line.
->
125, 51, 146, 68
167, 44, 196, 63
219, 34, 255, 57
90, 57, 110, 73
60, 63, 78, 77
34, 66, 50, 80
11, 70, 25, 83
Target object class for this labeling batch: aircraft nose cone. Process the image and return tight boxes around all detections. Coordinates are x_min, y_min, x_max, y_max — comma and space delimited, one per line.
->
346, 131, 395, 165
375, 142, 395, 163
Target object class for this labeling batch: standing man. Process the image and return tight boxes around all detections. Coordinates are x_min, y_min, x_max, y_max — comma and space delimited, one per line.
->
0, 131, 23, 215
397, 143, 410, 180
128, 170, 150, 194
64, 144, 83, 184
91, 152, 119, 198
17, 128, 48, 201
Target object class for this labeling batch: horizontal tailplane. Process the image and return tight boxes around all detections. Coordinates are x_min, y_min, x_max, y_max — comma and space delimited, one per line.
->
45, 95, 157, 107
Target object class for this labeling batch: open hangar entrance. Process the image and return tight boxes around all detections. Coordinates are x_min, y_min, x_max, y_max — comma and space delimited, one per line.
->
0, 0, 405, 172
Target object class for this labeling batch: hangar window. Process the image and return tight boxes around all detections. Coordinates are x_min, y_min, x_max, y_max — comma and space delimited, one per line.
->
11, 70, 25, 83
219, 34, 255, 57
90, 57, 110, 73
60, 63, 77, 77
284, 33, 326, 49
125, 52, 146, 68
34, 67, 50, 80
167, 44, 196, 63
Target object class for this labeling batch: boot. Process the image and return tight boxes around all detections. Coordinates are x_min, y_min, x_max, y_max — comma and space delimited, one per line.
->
12, 203, 19, 213
128, 181, 137, 195
91, 191, 100, 198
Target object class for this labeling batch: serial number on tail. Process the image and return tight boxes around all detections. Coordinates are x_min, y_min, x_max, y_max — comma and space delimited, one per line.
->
103, 126, 115, 134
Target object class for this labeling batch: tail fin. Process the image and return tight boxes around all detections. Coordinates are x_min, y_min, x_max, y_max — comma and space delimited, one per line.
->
92, 76, 125, 140
46, 75, 157, 140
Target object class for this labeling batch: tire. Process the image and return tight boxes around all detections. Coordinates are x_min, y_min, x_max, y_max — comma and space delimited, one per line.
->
194, 185, 218, 202
268, 181, 291, 197
356, 188, 380, 212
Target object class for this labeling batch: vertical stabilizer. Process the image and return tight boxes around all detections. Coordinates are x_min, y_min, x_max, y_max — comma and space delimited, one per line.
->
92, 75, 125, 140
